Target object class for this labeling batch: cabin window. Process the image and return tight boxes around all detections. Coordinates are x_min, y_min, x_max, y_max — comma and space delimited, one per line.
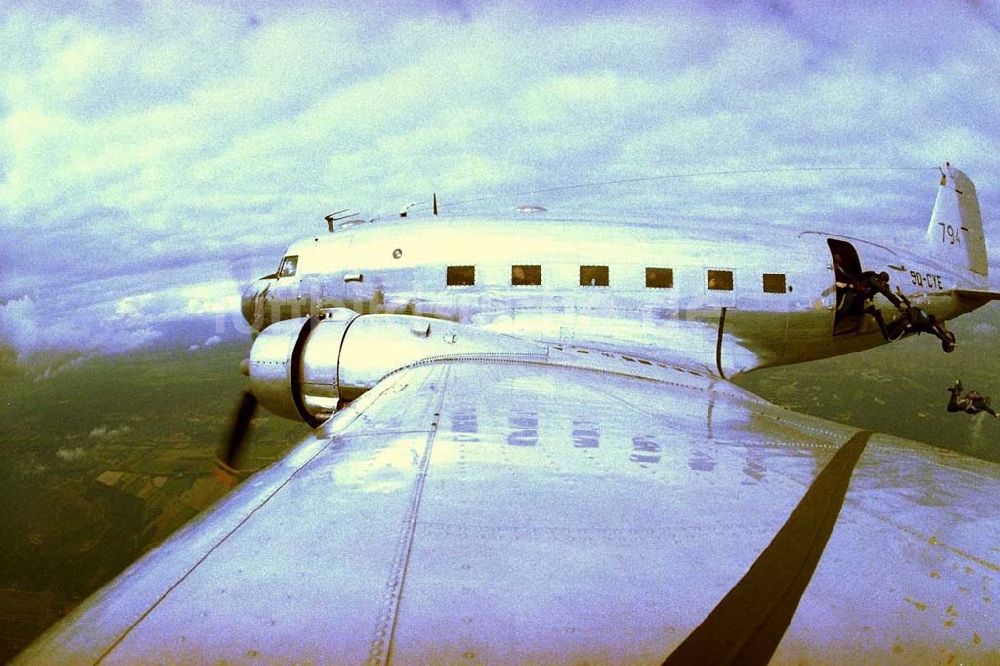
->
707, 269, 733, 291
278, 255, 298, 278
446, 265, 475, 286
763, 273, 787, 293
646, 267, 673, 288
580, 265, 609, 287
511, 264, 542, 286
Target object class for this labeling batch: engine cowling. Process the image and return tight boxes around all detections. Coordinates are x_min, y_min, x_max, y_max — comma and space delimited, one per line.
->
247, 310, 544, 425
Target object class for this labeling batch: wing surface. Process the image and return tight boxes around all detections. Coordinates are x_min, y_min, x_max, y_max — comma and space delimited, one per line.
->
16, 356, 998, 664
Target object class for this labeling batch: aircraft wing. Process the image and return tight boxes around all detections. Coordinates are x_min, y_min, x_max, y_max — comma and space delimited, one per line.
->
16, 356, 998, 664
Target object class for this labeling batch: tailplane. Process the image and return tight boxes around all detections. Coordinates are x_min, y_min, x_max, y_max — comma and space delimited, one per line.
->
926, 162, 988, 277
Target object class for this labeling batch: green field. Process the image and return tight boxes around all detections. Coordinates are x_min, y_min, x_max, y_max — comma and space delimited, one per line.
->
736, 307, 1000, 464
0, 342, 303, 660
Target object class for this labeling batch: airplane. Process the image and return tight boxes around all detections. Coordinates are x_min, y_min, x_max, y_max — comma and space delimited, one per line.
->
16, 163, 999, 663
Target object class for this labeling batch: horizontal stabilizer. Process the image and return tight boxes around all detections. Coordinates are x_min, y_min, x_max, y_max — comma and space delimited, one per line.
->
954, 288, 1000, 303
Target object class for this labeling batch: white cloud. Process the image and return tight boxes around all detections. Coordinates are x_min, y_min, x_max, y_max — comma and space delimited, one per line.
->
88, 424, 131, 439
1, 294, 164, 357
56, 446, 87, 460
187, 333, 222, 353
0, 296, 44, 356
114, 280, 240, 320
29, 354, 90, 382
0, 1, 997, 356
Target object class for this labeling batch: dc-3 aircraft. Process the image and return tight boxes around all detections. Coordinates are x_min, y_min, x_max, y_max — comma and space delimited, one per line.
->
18, 164, 1000, 664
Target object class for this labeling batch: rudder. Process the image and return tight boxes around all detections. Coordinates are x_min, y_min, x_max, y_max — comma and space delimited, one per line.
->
926, 162, 988, 277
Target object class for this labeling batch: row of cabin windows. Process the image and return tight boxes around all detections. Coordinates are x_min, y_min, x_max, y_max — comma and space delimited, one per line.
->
446, 265, 789, 293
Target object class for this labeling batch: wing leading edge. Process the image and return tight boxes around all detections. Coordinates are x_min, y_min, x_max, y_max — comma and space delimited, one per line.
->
16, 358, 998, 664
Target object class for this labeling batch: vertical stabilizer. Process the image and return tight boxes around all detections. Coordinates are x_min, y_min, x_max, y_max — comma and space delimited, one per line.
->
926, 162, 988, 277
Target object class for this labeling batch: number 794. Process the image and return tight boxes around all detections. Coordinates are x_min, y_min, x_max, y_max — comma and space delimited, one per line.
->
938, 222, 963, 246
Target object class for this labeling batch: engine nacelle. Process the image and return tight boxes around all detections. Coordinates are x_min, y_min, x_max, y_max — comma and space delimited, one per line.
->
248, 310, 544, 425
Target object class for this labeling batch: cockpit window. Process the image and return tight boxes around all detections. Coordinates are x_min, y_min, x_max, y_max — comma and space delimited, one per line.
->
278, 255, 298, 278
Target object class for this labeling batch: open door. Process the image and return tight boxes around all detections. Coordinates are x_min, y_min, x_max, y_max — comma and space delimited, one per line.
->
828, 239, 863, 336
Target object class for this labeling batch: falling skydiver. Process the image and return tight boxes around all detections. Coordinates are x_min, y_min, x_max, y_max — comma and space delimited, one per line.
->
947, 381, 1000, 418
882, 290, 957, 352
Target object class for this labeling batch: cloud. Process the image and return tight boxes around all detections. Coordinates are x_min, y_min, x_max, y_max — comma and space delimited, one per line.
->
56, 446, 87, 461
30, 354, 89, 382
973, 322, 997, 335
0, 294, 164, 358
88, 424, 131, 439
0, 296, 45, 357
188, 333, 225, 352
113, 280, 240, 321
0, 1, 998, 356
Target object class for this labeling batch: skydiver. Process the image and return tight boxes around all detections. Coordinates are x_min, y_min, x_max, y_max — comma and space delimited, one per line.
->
832, 253, 850, 285
832, 253, 852, 289
947, 381, 1000, 418
846, 270, 903, 337
858, 270, 903, 308
886, 291, 957, 352
832, 254, 854, 311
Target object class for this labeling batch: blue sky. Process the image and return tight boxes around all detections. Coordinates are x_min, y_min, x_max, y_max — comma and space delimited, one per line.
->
1, 0, 999, 358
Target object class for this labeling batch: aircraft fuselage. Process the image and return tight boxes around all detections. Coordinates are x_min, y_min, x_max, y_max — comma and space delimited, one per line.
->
242, 215, 989, 377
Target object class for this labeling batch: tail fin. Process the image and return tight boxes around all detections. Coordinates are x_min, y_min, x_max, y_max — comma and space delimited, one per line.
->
925, 162, 988, 277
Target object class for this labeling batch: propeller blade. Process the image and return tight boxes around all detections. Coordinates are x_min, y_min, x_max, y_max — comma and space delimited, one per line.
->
216, 390, 258, 478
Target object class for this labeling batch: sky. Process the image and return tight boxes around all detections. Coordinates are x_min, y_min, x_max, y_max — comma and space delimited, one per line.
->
1, 0, 999, 360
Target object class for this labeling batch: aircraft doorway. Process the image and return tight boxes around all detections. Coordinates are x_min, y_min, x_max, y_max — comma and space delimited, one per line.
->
828, 239, 863, 336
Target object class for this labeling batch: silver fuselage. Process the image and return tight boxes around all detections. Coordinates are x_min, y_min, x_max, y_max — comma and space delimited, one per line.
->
243, 214, 989, 377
